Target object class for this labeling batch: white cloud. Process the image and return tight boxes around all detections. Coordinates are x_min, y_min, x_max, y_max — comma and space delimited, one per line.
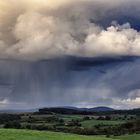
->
0, 99, 9, 105
85, 23, 140, 57
126, 97, 140, 104
0, 0, 140, 60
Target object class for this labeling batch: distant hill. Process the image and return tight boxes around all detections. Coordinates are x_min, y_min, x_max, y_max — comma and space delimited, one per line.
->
38, 106, 115, 115
64, 106, 114, 112
88, 107, 114, 112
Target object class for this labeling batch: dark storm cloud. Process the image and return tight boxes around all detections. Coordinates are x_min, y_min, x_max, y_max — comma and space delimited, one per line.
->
0, 56, 140, 109
0, 0, 140, 109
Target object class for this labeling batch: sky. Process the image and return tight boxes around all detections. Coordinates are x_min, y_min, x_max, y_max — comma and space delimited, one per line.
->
0, 0, 140, 109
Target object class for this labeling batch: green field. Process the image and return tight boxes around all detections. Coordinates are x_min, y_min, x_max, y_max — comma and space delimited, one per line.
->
0, 129, 140, 140
81, 120, 125, 128
0, 129, 114, 140
116, 134, 140, 140
60, 115, 84, 121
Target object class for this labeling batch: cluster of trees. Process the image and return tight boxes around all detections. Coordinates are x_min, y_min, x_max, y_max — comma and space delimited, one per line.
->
0, 114, 21, 124
65, 119, 81, 127
61, 119, 140, 136
4, 121, 21, 129
39, 108, 81, 115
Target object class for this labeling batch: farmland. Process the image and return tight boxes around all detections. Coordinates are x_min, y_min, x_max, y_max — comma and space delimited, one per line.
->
0, 108, 139, 138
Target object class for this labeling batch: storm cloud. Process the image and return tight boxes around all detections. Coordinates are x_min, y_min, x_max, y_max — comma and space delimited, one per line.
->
0, 0, 140, 60
0, 56, 140, 109
0, 0, 140, 109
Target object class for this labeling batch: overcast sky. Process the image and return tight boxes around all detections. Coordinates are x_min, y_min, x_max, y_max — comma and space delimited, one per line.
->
0, 0, 140, 109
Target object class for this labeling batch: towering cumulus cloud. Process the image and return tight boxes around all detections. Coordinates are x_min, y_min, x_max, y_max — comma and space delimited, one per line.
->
0, 0, 140, 60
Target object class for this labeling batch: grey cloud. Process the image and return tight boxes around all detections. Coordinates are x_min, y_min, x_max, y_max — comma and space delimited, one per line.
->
1, 0, 140, 60
0, 56, 140, 109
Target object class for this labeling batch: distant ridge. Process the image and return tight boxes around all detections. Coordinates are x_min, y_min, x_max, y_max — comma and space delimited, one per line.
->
62, 106, 115, 112
47, 106, 115, 112
87, 106, 115, 112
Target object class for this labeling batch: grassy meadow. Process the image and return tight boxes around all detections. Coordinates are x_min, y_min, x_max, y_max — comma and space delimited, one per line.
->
0, 129, 113, 140
0, 129, 139, 140
116, 134, 140, 140
81, 119, 125, 128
